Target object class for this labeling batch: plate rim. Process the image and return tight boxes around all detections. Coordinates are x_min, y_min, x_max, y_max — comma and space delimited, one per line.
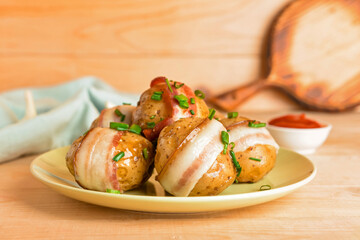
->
30, 146, 317, 204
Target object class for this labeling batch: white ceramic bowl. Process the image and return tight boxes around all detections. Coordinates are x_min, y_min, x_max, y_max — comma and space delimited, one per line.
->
266, 122, 332, 154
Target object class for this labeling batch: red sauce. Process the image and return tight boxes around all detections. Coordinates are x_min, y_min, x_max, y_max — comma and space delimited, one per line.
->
269, 114, 324, 129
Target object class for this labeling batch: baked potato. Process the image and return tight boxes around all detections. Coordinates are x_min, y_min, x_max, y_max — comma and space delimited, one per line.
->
66, 127, 154, 193
133, 77, 209, 141
220, 116, 279, 183
155, 117, 236, 196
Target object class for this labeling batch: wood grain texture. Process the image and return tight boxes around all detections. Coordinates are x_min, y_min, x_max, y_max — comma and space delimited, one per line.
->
1, 112, 359, 239
0, 0, 307, 112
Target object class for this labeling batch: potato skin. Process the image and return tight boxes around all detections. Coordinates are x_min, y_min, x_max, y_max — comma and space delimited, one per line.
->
233, 144, 276, 183
65, 135, 83, 176
66, 131, 154, 192
133, 84, 209, 131
220, 116, 277, 183
114, 131, 155, 191
155, 117, 236, 196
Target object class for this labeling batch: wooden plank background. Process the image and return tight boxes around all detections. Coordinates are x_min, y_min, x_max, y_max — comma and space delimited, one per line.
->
0, 0, 308, 111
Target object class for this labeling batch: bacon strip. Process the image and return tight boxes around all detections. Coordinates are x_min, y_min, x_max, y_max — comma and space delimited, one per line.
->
227, 121, 279, 152
157, 119, 225, 196
95, 105, 135, 128
74, 128, 123, 192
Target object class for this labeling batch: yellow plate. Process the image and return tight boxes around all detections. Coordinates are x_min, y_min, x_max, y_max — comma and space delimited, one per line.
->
30, 146, 316, 213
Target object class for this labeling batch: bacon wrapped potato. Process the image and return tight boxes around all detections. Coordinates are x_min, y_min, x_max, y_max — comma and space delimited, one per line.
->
155, 117, 236, 196
132, 77, 209, 141
220, 116, 279, 183
66, 127, 154, 193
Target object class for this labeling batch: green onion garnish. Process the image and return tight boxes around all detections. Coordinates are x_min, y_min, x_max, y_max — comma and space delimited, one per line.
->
227, 129, 230, 132
195, 90, 205, 99
151, 91, 163, 100
129, 124, 142, 135
227, 112, 238, 119
113, 151, 125, 162
190, 98, 195, 104
150, 115, 156, 119
208, 108, 216, 120
106, 189, 121, 194
123, 102, 131, 105
221, 131, 229, 154
143, 148, 149, 159
114, 109, 126, 121
234, 179, 239, 184
229, 142, 235, 150
248, 121, 266, 128
230, 150, 242, 177
110, 122, 129, 131
174, 94, 189, 109
174, 82, 184, 89
147, 122, 156, 128
249, 157, 261, 162
165, 78, 173, 93
190, 110, 195, 115
259, 185, 271, 191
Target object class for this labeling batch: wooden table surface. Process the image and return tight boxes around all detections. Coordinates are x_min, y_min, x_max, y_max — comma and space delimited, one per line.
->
1, 111, 359, 239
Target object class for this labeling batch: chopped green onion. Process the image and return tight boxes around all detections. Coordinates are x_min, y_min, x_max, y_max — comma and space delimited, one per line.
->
190, 98, 195, 104
147, 122, 156, 128
150, 115, 156, 119
190, 110, 195, 115
174, 94, 188, 102
110, 122, 129, 131
249, 157, 261, 162
123, 102, 131, 105
234, 179, 239, 184
154, 91, 163, 95
143, 148, 149, 159
230, 150, 242, 177
221, 131, 229, 154
195, 90, 205, 99
114, 109, 126, 121
160, 117, 164, 121
259, 185, 271, 191
227, 129, 230, 132
221, 131, 229, 144
227, 112, 239, 119
113, 151, 125, 162
165, 78, 173, 93
215, 117, 219, 121
248, 121, 266, 128
208, 108, 216, 120
229, 142, 235, 150
223, 143, 228, 154
106, 189, 121, 194
151, 93, 162, 101
129, 124, 142, 135
174, 94, 189, 109
174, 82, 184, 89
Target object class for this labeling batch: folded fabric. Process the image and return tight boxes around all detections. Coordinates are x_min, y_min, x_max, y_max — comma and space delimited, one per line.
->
0, 77, 138, 163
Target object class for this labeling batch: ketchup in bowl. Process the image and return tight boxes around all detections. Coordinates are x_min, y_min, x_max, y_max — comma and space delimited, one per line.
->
269, 114, 324, 129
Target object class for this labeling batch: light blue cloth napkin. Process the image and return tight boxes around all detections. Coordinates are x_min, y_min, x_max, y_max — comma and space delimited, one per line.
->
0, 77, 138, 163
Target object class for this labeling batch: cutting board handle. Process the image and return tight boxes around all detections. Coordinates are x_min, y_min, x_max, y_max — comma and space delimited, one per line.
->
209, 80, 269, 111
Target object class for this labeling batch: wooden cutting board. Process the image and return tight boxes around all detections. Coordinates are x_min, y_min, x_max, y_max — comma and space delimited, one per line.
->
210, 0, 360, 112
